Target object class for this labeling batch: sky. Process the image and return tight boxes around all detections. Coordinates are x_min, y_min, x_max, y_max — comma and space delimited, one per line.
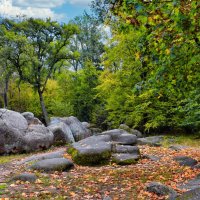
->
0, 0, 93, 22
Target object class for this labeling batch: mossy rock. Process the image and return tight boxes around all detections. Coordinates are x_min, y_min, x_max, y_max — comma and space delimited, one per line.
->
68, 147, 111, 166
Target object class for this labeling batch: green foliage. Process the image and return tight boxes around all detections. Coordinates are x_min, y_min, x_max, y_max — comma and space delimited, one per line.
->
58, 62, 100, 122
93, 0, 200, 133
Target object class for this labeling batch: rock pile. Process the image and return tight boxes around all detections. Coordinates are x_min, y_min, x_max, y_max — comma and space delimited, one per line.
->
68, 129, 141, 166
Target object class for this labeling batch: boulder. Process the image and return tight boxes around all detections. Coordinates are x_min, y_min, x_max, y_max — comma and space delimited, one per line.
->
48, 122, 75, 144
21, 125, 54, 152
22, 112, 42, 125
0, 109, 28, 154
137, 136, 164, 146
30, 158, 74, 172
101, 129, 137, 145
130, 129, 143, 138
64, 116, 92, 141
119, 124, 130, 132
112, 133, 137, 145
12, 173, 37, 183
146, 182, 177, 198
68, 135, 112, 165
175, 188, 200, 200
90, 128, 102, 135
101, 129, 126, 140
81, 122, 90, 129
112, 153, 140, 165
173, 156, 198, 167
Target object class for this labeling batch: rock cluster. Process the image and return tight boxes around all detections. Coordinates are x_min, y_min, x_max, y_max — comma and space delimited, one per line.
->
68, 129, 141, 166
0, 109, 91, 154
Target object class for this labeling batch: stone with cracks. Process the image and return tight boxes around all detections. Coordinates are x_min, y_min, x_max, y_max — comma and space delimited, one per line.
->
30, 158, 74, 172
48, 122, 75, 144
22, 112, 42, 125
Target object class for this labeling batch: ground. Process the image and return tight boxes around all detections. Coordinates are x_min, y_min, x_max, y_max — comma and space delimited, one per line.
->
0, 135, 200, 200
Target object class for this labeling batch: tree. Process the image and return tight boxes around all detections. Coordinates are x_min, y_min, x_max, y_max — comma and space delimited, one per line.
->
0, 18, 78, 124
69, 12, 106, 71
92, 0, 200, 132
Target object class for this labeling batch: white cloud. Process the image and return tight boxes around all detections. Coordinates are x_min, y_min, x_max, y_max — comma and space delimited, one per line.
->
13, 0, 65, 8
0, 0, 93, 20
0, 0, 64, 20
67, 0, 92, 6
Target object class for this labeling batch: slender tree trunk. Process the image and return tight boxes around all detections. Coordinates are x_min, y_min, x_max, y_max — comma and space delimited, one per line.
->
38, 89, 49, 126
3, 75, 9, 108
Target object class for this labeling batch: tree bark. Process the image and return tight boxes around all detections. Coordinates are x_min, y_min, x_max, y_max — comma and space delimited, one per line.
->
38, 89, 49, 126
3, 75, 9, 108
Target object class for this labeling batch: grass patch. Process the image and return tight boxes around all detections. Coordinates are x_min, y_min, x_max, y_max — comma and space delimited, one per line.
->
163, 134, 200, 148
0, 154, 27, 164
0, 183, 7, 195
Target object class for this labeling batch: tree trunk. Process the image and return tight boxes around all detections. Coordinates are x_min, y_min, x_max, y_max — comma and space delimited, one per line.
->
3, 75, 9, 108
38, 89, 49, 126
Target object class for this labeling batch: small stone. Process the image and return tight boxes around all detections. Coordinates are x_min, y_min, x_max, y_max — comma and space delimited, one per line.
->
146, 182, 177, 197
173, 156, 198, 167
12, 173, 37, 183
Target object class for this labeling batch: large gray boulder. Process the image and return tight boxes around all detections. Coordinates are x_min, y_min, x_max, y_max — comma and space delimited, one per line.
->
64, 116, 92, 141
22, 125, 54, 152
137, 136, 164, 146
68, 135, 112, 165
48, 122, 75, 144
30, 158, 74, 172
0, 109, 28, 154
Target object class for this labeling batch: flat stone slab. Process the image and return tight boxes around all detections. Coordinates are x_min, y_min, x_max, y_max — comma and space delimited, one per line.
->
169, 145, 188, 151
113, 134, 137, 145
137, 136, 164, 146
112, 153, 140, 165
112, 145, 139, 154
146, 182, 177, 197
143, 154, 161, 161
176, 188, 200, 200
11, 173, 37, 183
29, 158, 74, 172
178, 174, 200, 190
17, 150, 66, 164
173, 156, 198, 167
